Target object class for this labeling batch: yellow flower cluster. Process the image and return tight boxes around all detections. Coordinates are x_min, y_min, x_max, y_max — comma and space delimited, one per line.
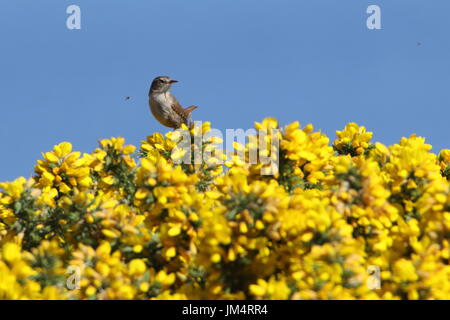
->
0, 119, 449, 300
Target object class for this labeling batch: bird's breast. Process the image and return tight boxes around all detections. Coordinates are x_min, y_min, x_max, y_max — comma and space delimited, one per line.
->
150, 93, 170, 113
149, 93, 176, 127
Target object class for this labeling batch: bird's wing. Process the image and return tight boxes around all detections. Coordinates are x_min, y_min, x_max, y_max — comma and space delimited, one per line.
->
171, 99, 198, 127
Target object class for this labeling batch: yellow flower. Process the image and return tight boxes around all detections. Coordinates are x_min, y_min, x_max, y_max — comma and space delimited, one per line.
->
165, 247, 176, 259
393, 259, 419, 283
54, 142, 72, 158
129, 259, 147, 276
1, 119, 449, 300
2, 243, 22, 263
334, 123, 373, 156
0, 177, 27, 200
155, 270, 176, 286
168, 225, 182, 237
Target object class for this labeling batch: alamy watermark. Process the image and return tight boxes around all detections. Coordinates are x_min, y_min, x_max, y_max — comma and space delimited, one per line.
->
165, 122, 280, 176
66, 5, 81, 30
66, 265, 81, 290
367, 5, 381, 30
366, 265, 381, 290
66, 5, 382, 31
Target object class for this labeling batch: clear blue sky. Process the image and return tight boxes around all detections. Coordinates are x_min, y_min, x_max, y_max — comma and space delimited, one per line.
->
1, 0, 449, 181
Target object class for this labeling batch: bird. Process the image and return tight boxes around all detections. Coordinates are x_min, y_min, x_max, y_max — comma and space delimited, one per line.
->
148, 76, 198, 129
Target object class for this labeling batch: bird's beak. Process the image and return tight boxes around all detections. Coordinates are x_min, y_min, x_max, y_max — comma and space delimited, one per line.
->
170, 80, 178, 84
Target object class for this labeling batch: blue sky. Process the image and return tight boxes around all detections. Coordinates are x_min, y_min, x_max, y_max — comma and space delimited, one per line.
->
0, 0, 449, 181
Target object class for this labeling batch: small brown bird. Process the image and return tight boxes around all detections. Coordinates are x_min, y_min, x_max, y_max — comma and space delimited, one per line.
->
148, 76, 198, 129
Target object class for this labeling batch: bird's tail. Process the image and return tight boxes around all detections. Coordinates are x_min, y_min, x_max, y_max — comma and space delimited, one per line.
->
185, 105, 198, 129
184, 105, 198, 113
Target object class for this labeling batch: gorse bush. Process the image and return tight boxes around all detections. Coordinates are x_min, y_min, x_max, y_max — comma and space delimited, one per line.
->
0, 119, 449, 299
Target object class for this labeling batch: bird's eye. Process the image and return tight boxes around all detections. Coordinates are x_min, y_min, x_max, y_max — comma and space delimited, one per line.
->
159, 79, 166, 83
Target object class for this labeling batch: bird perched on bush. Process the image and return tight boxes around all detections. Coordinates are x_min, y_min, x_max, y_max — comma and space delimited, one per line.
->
148, 76, 198, 129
